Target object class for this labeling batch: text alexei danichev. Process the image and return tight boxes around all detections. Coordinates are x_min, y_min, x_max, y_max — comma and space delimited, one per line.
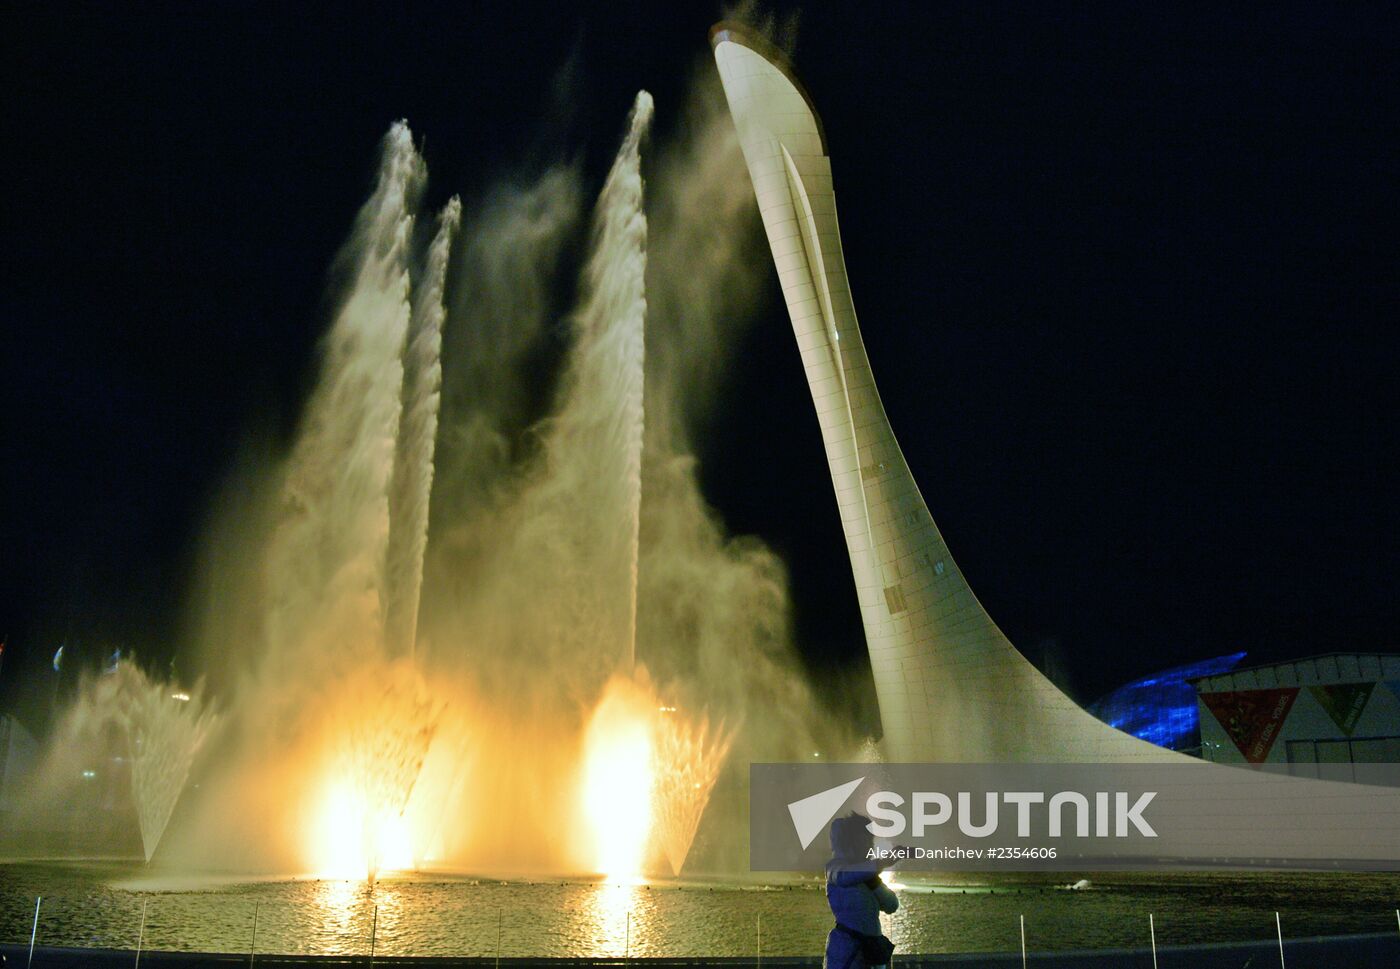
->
867, 846, 983, 860
866, 845, 1060, 861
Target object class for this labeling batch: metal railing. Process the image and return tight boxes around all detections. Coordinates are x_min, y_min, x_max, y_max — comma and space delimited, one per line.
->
7, 892, 1400, 968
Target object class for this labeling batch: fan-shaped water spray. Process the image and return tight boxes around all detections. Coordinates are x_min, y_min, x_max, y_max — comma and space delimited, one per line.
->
652, 703, 733, 876
61, 662, 217, 862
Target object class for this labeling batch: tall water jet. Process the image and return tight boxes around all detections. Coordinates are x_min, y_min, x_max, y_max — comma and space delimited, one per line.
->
386, 198, 461, 659
557, 90, 666, 878
597, 90, 652, 672
533, 89, 652, 674
218, 122, 450, 880
260, 121, 422, 697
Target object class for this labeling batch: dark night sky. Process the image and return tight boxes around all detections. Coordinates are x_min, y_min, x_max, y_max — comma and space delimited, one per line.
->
3, 2, 1397, 731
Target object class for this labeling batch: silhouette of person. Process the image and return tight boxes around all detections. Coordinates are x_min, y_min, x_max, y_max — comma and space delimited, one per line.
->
823, 813, 898, 969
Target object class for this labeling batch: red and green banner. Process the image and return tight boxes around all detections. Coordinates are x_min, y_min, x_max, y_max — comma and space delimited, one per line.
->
1201, 688, 1299, 763
1308, 683, 1375, 736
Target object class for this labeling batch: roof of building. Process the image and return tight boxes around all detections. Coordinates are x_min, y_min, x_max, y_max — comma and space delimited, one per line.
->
1192, 652, 1400, 693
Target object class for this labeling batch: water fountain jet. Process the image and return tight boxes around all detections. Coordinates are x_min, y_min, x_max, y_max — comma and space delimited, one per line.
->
61, 661, 217, 862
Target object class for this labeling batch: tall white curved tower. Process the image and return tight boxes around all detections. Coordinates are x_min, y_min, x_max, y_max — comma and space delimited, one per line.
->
711, 23, 1172, 762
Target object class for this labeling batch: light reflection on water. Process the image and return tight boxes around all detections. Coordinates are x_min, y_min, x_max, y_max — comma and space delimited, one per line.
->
2, 863, 1400, 957
313, 878, 363, 941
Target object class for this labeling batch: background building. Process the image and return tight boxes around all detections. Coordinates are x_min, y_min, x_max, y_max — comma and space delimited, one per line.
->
1194, 653, 1400, 773
1088, 652, 1246, 753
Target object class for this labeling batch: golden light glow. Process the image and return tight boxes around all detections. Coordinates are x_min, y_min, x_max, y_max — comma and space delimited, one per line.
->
377, 811, 414, 871
311, 777, 415, 880
580, 677, 656, 879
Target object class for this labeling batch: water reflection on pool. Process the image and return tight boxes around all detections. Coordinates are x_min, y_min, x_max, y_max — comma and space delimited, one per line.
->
2, 862, 1399, 957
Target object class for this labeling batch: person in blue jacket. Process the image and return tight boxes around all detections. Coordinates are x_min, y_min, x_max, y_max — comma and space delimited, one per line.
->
824, 813, 899, 969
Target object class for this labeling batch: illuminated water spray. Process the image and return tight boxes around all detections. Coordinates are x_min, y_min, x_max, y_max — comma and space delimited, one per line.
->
582, 674, 734, 878
571, 93, 734, 878
62, 662, 217, 862
261, 122, 425, 685
328, 661, 442, 879
652, 703, 732, 876
523, 90, 653, 677
386, 198, 461, 660
24, 81, 809, 879
248, 122, 459, 881
567, 90, 655, 878
582, 676, 657, 878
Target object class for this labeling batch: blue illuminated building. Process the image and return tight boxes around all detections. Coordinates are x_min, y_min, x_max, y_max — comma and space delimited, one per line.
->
1088, 653, 1247, 753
